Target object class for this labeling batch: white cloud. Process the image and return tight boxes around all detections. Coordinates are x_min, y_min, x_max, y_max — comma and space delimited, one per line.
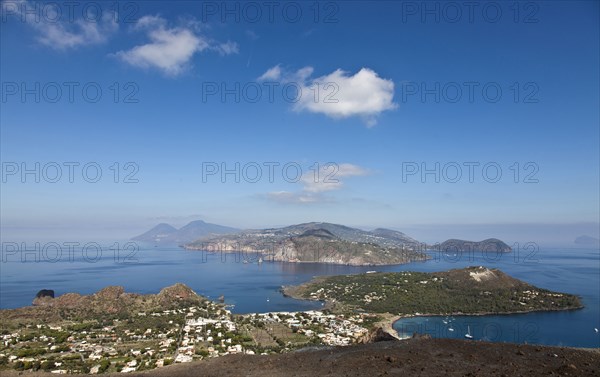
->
257, 65, 397, 126
214, 40, 239, 56
266, 191, 325, 204
295, 68, 397, 126
2, 0, 118, 50
257, 65, 282, 81
267, 163, 370, 204
115, 15, 237, 76
116, 29, 207, 76
245, 30, 259, 40
301, 163, 369, 193
293, 66, 314, 82
133, 15, 166, 30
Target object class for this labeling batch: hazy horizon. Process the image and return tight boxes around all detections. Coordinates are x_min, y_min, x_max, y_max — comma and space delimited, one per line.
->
2, 2, 599, 249
2, 220, 599, 248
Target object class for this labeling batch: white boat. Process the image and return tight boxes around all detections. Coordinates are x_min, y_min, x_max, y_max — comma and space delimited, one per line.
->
258, 258, 263, 264
448, 327, 454, 332
595, 328, 598, 333
465, 325, 473, 339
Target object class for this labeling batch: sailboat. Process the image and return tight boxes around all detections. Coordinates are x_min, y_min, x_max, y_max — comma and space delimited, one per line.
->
465, 325, 473, 339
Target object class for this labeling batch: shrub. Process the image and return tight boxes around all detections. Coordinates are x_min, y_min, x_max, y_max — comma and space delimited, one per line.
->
98, 359, 111, 373
41, 360, 56, 370
16, 348, 46, 357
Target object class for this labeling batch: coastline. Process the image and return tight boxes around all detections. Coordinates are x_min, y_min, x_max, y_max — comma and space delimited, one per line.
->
281, 271, 586, 343
386, 305, 586, 337
183, 245, 430, 266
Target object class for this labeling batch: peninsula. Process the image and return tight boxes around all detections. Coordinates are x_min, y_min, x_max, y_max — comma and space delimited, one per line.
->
282, 266, 582, 316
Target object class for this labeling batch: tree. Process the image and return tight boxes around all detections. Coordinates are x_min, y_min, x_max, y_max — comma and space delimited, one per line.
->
98, 359, 111, 373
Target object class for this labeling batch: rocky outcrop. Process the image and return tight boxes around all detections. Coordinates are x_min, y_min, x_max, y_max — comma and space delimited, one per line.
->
35, 289, 54, 299
157, 283, 199, 306
361, 327, 400, 343
17, 284, 206, 322
411, 332, 432, 339
32, 289, 55, 306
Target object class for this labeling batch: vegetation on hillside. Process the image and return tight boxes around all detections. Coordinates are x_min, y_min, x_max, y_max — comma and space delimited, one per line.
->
283, 267, 582, 315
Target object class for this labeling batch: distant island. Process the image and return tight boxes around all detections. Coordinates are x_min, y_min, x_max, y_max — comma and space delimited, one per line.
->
184, 222, 428, 266
574, 235, 600, 247
434, 238, 512, 253
134, 221, 515, 265
132, 220, 239, 244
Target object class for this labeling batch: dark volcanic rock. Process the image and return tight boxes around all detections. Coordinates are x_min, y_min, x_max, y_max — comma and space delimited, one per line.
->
35, 289, 54, 299
412, 332, 432, 339
363, 327, 399, 343
32, 289, 55, 306
87, 338, 600, 377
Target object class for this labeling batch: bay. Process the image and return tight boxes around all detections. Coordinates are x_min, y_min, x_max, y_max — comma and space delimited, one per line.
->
1, 242, 598, 347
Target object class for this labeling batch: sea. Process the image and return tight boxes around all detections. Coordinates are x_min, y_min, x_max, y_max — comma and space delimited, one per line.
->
1, 242, 598, 348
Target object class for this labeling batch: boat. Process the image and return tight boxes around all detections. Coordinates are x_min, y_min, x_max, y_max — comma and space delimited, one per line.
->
595, 328, 598, 333
448, 327, 454, 332
258, 257, 263, 264
465, 325, 473, 339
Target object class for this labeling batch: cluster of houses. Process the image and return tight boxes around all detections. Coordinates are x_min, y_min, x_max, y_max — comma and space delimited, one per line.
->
1, 302, 372, 373
247, 310, 369, 346
176, 308, 250, 362
518, 289, 564, 307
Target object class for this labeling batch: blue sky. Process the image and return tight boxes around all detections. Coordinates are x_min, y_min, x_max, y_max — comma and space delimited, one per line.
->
1, 0, 598, 244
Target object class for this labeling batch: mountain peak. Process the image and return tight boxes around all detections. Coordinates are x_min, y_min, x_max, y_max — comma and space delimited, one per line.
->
132, 220, 239, 244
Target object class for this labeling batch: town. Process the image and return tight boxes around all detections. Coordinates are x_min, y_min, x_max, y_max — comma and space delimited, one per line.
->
0, 301, 371, 374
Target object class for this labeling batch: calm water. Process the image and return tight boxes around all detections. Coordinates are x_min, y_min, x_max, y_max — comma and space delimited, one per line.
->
1, 242, 598, 348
